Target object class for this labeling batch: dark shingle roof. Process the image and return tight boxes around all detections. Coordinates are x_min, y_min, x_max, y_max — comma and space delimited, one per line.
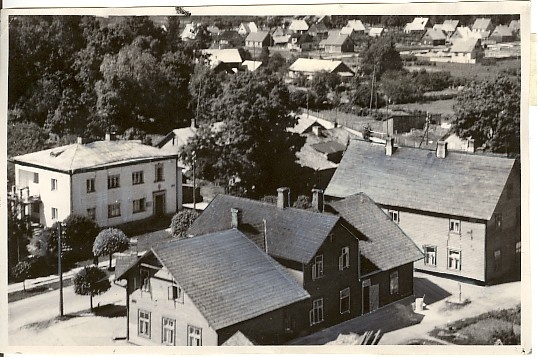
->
329, 193, 424, 271
187, 195, 340, 264
152, 230, 310, 330
325, 140, 516, 220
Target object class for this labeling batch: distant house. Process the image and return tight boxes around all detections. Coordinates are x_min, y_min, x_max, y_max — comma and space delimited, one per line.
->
245, 30, 271, 48
207, 25, 220, 37
450, 38, 484, 64
421, 28, 447, 46
242, 60, 263, 72
489, 25, 514, 43
202, 49, 243, 72
181, 22, 198, 40
369, 27, 385, 37
117, 229, 311, 345
308, 22, 329, 41
288, 19, 309, 34
449, 26, 475, 43
288, 58, 354, 80
403, 17, 430, 33
288, 33, 314, 52
471, 18, 494, 40
344, 19, 366, 33
272, 34, 291, 47
443, 133, 476, 153
238, 21, 258, 36
217, 30, 244, 48
156, 120, 197, 170
323, 33, 354, 53
325, 139, 521, 285
509, 19, 520, 36
434, 19, 459, 36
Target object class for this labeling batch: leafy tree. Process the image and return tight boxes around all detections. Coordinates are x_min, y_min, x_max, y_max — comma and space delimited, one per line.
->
360, 37, 403, 77
293, 195, 312, 209
11, 260, 32, 291
93, 228, 129, 270
350, 80, 375, 108
170, 210, 200, 238
453, 75, 520, 155
27, 224, 59, 258
73, 266, 111, 311
63, 214, 100, 260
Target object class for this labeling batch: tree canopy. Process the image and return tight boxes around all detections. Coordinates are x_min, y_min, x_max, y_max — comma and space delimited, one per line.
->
93, 228, 129, 269
73, 265, 111, 311
453, 75, 520, 155
360, 37, 403, 77
170, 210, 200, 238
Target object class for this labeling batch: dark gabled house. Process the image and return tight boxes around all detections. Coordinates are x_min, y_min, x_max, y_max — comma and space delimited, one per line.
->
217, 30, 245, 49
288, 33, 314, 52
307, 22, 329, 42
116, 229, 310, 346
325, 139, 521, 285
245, 30, 271, 48
421, 28, 447, 46
489, 25, 514, 43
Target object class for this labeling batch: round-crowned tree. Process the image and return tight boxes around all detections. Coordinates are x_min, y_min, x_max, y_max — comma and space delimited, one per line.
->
11, 260, 32, 291
73, 265, 111, 311
170, 210, 200, 238
93, 228, 129, 270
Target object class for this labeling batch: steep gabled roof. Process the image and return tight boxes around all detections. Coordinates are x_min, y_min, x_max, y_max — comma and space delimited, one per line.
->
156, 126, 197, 152
369, 27, 385, 37
423, 28, 447, 41
12, 140, 176, 174
152, 230, 310, 331
245, 30, 270, 43
472, 18, 493, 31
242, 60, 263, 71
308, 22, 328, 34
203, 49, 243, 66
404, 17, 429, 32
450, 38, 481, 53
490, 25, 513, 38
345, 19, 366, 32
325, 140, 516, 220
324, 33, 350, 46
187, 195, 340, 264
289, 19, 309, 32
329, 193, 424, 271
442, 19, 460, 32
289, 58, 353, 75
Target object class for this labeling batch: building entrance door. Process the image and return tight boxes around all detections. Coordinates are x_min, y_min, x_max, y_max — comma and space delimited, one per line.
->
153, 191, 166, 217
369, 284, 379, 312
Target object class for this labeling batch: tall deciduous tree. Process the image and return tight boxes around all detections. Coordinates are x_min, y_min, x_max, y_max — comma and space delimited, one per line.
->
93, 228, 129, 270
360, 37, 403, 77
63, 214, 100, 260
73, 266, 111, 311
453, 75, 520, 155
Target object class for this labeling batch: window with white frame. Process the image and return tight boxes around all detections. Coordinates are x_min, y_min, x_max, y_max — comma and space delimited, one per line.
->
140, 268, 151, 292
340, 288, 350, 314
138, 310, 151, 338
162, 317, 175, 345
424, 245, 437, 266
447, 249, 462, 270
33, 172, 39, 183
155, 163, 164, 182
312, 255, 324, 280
390, 270, 399, 294
133, 198, 146, 214
388, 209, 399, 223
168, 282, 183, 303
187, 325, 202, 346
309, 298, 324, 325
107, 174, 120, 189
449, 219, 461, 234
108, 203, 121, 218
87, 208, 96, 221
86, 178, 95, 193
339, 246, 350, 271
51, 178, 58, 191
132, 171, 144, 185
51, 207, 58, 220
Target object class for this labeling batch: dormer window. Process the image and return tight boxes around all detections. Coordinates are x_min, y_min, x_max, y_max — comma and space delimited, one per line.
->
449, 219, 461, 234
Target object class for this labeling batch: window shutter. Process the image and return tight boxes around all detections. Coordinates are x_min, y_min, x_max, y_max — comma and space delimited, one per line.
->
168, 286, 174, 300
309, 308, 315, 326
339, 255, 343, 271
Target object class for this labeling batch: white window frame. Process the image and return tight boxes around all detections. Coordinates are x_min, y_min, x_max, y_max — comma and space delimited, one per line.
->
107, 174, 120, 189
132, 171, 144, 185
87, 207, 96, 220
162, 317, 175, 346
449, 219, 461, 234
187, 325, 202, 346
312, 255, 324, 280
390, 270, 399, 294
388, 209, 399, 223
309, 298, 324, 326
138, 310, 151, 338
133, 198, 146, 214
51, 207, 58, 220
86, 178, 95, 193
339, 288, 350, 314
339, 246, 350, 271
51, 178, 58, 191
424, 245, 437, 266
155, 163, 164, 182
108, 203, 121, 218
447, 249, 462, 271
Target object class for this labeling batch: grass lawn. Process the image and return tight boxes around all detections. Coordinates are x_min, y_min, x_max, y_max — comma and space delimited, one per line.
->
430, 305, 521, 345
413, 59, 520, 82
393, 99, 457, 117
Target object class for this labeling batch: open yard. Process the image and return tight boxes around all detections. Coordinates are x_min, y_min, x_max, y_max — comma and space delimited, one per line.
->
409, 59, 520, 82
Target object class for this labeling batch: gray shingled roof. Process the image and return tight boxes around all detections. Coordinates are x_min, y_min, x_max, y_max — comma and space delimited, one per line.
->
152, 230, 310, 330
325, 140, 516, 220
450, 38, 480, 53
187, 194, 340, 264
245, 30, 270, 42
329, 193, 424, 271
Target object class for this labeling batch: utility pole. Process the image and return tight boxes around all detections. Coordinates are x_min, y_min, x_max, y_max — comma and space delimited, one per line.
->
386, 98, 391, 136
57, 222, 64, 317
192, 151, 196, 211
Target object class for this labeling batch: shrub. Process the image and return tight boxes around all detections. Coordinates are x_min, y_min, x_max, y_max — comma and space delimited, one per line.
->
73, 266, 111, 311
170, 210, 200, 238
93, 228, 129, 270
11, 260, 32, 291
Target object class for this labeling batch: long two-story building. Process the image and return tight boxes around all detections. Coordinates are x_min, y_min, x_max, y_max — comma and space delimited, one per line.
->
325, 138, 521, 285
11, 134, 182, 227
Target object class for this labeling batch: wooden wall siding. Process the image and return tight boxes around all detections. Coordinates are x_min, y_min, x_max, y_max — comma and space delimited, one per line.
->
485, 164, 521, 284
126, 266, 218, 346
302, 224, 361, 329
360, 262, 414, 310
393, 208, 487, 282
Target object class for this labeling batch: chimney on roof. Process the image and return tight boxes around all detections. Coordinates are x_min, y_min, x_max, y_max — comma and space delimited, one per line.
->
231, 208, 242, 228
312, 188, 324, 212
105, 132, 116, 141
191, 118, 197, 129
277, 187, 290, 209
467, 139, 475, 153
77, 136, 86, 144
385, 137, 395, 156
436, 140, 448, 158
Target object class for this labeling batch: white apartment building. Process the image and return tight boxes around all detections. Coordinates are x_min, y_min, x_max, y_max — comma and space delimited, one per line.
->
11, 135, 182, 227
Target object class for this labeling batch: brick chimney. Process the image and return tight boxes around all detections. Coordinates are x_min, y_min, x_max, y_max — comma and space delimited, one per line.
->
312, 188, 324, 212
467, 139, 475, 153
231, 208, 242, 228
277, 187, 290, 209
385, 137, 395, 156
436, 140, 448, 158
191, 118, 197, 129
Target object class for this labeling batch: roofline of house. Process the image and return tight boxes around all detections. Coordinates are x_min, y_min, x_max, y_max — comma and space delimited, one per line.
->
12, 154, 178, 175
